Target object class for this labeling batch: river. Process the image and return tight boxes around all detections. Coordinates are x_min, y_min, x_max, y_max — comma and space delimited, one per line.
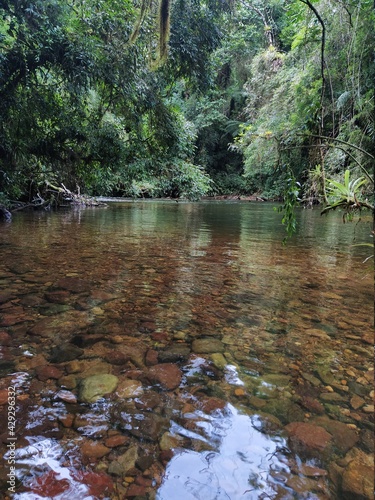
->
0, 201, 373, 499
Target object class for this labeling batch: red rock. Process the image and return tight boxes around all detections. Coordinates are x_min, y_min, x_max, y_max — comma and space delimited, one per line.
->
122, 369, 145, 380
300, 397, 325, 415
105, 435, 130, 448
28, 318, 56, 337
151, 332, 169, 341
58, 414, 75, 428
104, 350, 130, 365
0, 313, 28, 326
139, 322, 156, 333
73, 471, 114, 497
44, 290, 71, 303
54, 277, 91, 293
285, 422, 332, 453
361, 333, 373, 345
147, 363, 182, 390
145, 349, 159, 366
125, 483, 147, 497
201, 397, 226, 414
30, 471, 70, 497
0, 331, 11, 346
0, 389, 9, 405
0, 294, 15, 305
134, 392, 161, 411
311, 417, 359, 455
35, 365, 63, 381
159, 449, 174, 464
341, 448, 374, 499
80, 440, 111, 459
135, 476, 153, 487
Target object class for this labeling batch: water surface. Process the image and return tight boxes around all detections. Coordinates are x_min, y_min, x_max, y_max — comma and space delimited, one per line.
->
0, 201, 373, 499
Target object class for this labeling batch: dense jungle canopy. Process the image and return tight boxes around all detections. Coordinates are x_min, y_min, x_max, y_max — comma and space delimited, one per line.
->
0, 0, 374, 210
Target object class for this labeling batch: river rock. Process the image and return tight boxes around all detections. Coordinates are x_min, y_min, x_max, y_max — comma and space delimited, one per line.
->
35, 365, 63, 381
134, 391, 161, 411
0, 359, 16, 376
128, 413, 169, 442
304, 328, 331, 340
315, 367, 336, 386
0, 389, 11, 405
145, 349, 159, 366
116, 379, 143, 398
108, 445, 139, 476
301, 372, 321, 387
55, 390, 77, 404
210, 353, 227, 370
40, 304, 71, 316
285, 422, 332, 455
360, 429, 374, 453
320, 392, 347, 402
54, 277, 91, 293
192, 338, 224, 354
263, 398, 305, 424
0, 293, 15, 305
362, 404, 374, 414
350, 394, 365, 410
158, 344, 190, 363
125, 484, 148, 497
79, 374, 118, 403
104, 350, 130, 365
311, 417, 359, 455
147, 363, 182, 390
159, 432, 185, 451
105, 435, 130, 448
44, 290, 71, 304
200, 396, 226, 414
81, 440, 111, 459
300, 397, 325, 415
341, 448, 374, 499
285, 475, 321, 494
49, 344, 84, 363
58, 375, 77, 390
0, 331, 11, 346
348, 380, 371, 397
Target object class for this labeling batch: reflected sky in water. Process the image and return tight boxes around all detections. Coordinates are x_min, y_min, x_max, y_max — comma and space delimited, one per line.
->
158, 404, 288, 500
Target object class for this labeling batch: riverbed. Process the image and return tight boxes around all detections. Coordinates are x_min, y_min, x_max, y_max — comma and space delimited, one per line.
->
0, 201, 373, 499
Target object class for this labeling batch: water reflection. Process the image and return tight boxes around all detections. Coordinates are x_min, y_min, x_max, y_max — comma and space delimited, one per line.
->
158, 404, 289, 500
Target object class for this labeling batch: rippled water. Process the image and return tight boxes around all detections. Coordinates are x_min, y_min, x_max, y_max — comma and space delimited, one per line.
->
0, 201, 373, 499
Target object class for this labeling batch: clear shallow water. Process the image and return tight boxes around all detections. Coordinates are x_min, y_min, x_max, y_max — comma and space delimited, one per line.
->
0, 201, 373, 499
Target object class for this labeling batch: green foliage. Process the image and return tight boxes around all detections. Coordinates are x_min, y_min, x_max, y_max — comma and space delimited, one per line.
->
0, 0, 229, 203
0, 0, 374, 210
322, 170, 372, 220
276, 171, 301, 243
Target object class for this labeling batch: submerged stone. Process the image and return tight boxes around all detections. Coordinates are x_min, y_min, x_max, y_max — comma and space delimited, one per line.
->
54, 277, 91, 293
263, 398, 305, 424
158, 344, 190, 363
49, 344, 84, 363
116, 379, 143, 398
192, 338, 224, 354
341, 448, 374, 500
159, 432, 185, 451
210, 353, 227, 370
35, 365, 63, 381
285, 422, 332, 455
80, 440, 111, 459
108, 445, 139, 476
311, 417, 359, 455
147, 363, 182, 390
79, 374, 118, 403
